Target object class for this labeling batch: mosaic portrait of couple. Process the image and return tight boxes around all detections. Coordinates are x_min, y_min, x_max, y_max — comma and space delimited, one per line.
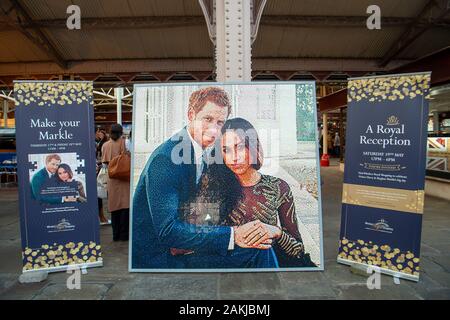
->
129, 83, 324, 271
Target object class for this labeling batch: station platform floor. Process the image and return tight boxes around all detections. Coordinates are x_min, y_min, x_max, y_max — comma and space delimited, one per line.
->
0, 159, 449, 300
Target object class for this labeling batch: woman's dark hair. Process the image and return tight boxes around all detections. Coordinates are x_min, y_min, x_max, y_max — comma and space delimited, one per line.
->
200, 162, 242, 223
98, 129, 108, 142
199, 118, 264, 223
110, 123, 123, 141
56, 163, 73, 182
220, 117, 263, 170
96, 129, 108, 154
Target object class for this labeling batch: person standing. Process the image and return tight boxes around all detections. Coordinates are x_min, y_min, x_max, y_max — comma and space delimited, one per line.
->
334, 132, 341, 158
124, 130, 131, 152
318, 126, 323, 156
327, 132, 332, 155
102, 124, 130, 241
96, 129, 108, 161
95, 129, 110, 225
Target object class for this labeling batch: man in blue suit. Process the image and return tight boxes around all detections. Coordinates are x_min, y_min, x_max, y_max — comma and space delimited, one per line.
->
30, 154, 77, 204
132, 87, 278, 269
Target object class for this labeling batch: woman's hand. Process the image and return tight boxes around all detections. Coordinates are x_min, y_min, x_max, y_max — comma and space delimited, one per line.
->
234, 220, 283, 249
243, 221, 282, 247
234, 220, 272, 249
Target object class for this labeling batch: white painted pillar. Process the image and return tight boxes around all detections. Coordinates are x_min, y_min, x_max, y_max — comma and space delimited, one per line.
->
214, 0, 253, 82
115, 87, 123, 125
322, 113, 328, 155
200, 0, 266, 81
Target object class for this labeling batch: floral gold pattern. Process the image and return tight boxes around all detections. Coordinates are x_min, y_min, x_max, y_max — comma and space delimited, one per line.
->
338, 238, 419, 276
14, 82, 93, 107
342, 183, 424, 214
348, 74, 431, 103
22, 241, 102, 271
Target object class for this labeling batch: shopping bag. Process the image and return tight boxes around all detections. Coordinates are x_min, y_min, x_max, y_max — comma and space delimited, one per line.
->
97, 166, 108, 199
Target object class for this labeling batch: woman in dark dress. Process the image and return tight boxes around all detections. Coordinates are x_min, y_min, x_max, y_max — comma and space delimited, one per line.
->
182, 117, 316, 267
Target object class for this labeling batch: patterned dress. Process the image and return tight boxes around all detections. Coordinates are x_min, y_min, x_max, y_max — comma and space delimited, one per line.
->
225, 175, 307, 266
180, 174, 313, 267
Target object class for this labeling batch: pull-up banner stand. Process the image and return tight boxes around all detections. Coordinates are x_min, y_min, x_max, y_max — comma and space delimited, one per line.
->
14, 81, 102, 274
337, 72, 431, 281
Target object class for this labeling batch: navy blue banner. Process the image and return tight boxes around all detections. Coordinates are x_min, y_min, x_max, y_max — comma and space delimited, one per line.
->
14, 81, 102, 273
344, 98, 427, 190
338, 73, 430, 281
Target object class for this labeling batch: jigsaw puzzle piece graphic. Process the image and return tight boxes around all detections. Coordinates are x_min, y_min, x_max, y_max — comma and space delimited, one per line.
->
75, 154, 86, 175
26, 158, 39, 174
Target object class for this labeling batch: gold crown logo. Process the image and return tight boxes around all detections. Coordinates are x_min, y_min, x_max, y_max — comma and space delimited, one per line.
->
386, 116, 399, 126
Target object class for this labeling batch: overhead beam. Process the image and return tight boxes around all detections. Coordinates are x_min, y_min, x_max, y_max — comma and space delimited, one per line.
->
1, 16, 207, 30
391, 46, 450, 86
1, 15, 449, 31
251, 0, 267, 43
318, 88, 348, 112
1, 0, 67, 69
261, 15, 450, 28
379, 0, 450, 67
0, 58, 411, 77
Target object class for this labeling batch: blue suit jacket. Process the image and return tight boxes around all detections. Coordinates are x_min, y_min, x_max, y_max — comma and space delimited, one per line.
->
30, 168, 61, 204
131, 128, 231, 269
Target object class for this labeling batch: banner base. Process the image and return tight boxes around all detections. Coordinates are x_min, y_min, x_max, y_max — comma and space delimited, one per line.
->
19, 270, 48, 283
22, 261, 103, 275
337, 257, 419, 282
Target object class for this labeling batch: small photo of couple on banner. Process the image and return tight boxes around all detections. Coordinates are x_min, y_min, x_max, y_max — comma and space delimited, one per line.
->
131, 83, 323, 271
29, 153, 87, 205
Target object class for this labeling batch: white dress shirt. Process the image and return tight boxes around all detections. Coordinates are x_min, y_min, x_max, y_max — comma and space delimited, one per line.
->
46, 169, 53, 179
186, 129, 206, 184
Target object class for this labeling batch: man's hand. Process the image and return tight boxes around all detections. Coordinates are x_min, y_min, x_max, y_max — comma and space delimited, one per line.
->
234, 220, 277, 249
